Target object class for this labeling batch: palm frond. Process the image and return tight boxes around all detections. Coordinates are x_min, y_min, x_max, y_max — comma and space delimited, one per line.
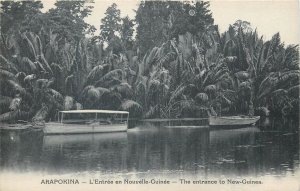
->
258, 73, 277, 92
235, 71, 249, 81
278, 70, 300, 84
179, 99, 195, 109
169, 85, 186, 104
39, 54, 53, 74
0, 111, 18, 122
82, 85, 109, 101
9, 97, 22, 111
204, 84, 217, 93
24, 74, 36, 82
0, 95, 12, 112
65, 74, 74, 94
86, 65, 105, 83
218, 93, 232, 105
32, 105, 49, 122
35, 79, 49, 89
114, 83, 133, 98
21, 32, 37, 59
0, 69, 16, 79
144, 105, 158, 118
224, 56, 237, 63
75, 102, 83, 110
87, 87, 101, 100
7, 80, 26, 94
21, 57, 37, 72
49, 89, 63, 101
255, 107, 270, 116
195, 92, 209, 102
0, 55, 18, 73
239, 81, 251, 90
0, 110, 31, 122
98, 69, 123, 82
271, 89, 287, 97
287, 85, 300, 97
149, 79, 160, 90
51, 63, 63, 75
81, 85, 93, 97
34, 60, 46, 72
158, 51, 176, 68
64, 96, 74, 110
120, 100, 142, 111
95, 87, 110, 98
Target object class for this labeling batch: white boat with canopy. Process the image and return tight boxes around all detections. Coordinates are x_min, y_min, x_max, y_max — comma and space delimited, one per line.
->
43, 110, 129, 134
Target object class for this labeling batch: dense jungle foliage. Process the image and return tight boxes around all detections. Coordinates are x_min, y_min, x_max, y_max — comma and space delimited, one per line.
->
0, 1, 299, 123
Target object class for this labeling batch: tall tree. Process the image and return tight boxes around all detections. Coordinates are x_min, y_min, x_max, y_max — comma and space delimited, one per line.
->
135, 1, 214, 55
47, 1, 95, 42
135, 1, 173, 54
100, 3, 121, 43
120, 16, 134, 49
0, 1, 43, 35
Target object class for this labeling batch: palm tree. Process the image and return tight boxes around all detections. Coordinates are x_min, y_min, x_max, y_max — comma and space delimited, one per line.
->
220, 24, 299, 116
0, 31, 67, 122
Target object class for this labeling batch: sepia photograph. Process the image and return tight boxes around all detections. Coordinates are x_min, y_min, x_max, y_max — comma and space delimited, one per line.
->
0, 0, 299, 191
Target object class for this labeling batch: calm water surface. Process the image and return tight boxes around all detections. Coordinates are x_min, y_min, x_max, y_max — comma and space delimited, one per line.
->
0, 117, 299, 178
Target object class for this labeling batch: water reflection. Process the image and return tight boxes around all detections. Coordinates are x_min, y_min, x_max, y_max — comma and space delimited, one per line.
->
41, 133, 128, 174
0, 117, 298, 178
0, 130, 43, 172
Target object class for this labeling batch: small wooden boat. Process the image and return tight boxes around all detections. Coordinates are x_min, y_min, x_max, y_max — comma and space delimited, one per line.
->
209, 116, 260, 127
43, 110, 129, 135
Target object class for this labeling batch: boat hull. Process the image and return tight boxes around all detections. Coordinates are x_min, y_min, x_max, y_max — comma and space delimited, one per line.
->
43, 122, 128, 135
209, 116, 260, 127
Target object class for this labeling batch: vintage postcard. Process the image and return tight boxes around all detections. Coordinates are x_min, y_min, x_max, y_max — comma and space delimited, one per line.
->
0, 0, 299, 191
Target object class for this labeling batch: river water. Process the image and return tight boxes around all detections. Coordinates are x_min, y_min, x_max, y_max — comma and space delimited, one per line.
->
0, 117, 299, 179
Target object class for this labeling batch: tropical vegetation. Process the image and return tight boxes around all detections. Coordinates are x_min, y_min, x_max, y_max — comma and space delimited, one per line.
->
0, 1, 299, 123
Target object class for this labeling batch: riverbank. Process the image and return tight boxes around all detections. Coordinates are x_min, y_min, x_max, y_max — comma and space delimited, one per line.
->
0, 123, 33, 130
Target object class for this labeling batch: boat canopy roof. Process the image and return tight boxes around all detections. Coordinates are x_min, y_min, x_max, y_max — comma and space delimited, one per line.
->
59, 110, 129, 114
